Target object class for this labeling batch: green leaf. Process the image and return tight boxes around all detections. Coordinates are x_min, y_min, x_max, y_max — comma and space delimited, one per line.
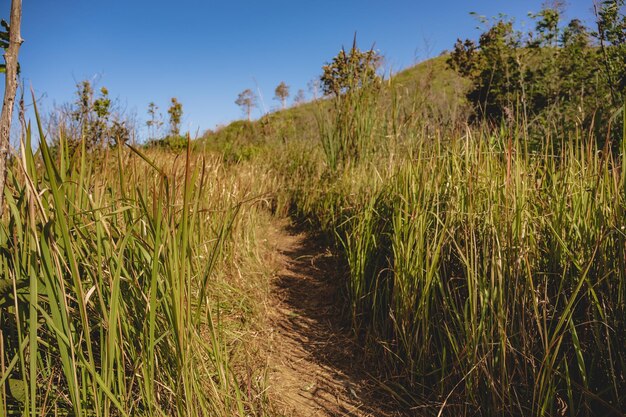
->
0, 278, 12, 296
8, 378, 26, 403
0, 19, 9, 49
0, 277, 27, 297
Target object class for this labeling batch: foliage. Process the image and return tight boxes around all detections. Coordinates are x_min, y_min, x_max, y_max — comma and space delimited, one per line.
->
0, 18, 19, 76
0, 20, 9, 74
447, 5, 623, 140
274, 81, 290, 109
146, 101, 164, 141
210, 40, 626, 414
320, 38, 382, 96
262, 79, 626, 415
148, 134, 189, 151
4, 4, 626, 415
448, 18, 524, 121
235, 89, 257, 121
594, 0, 626, 105
0, 103, 276, 415
167, 97, 183, 136
315, 39, 385, 171
316, 80, 379, 171
556, 19, 597, 114
49, 80, 132, 152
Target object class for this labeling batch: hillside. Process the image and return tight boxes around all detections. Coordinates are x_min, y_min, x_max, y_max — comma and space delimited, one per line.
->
198, 55, 469, 156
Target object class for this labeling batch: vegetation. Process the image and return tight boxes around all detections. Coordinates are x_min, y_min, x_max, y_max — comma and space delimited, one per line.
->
297, 112, 626, 415
320, 37, 382, 97
273, 81, 289, 110
198, 4, 626, 414
447, 1, 625, 144
594, 0, 626, 106
167, 97, 183, 136
146, 101, 164, 141
2, 1, 626, 416
0, 104, 278, 415
235, 89, 257, 122
47, 80, 134, 154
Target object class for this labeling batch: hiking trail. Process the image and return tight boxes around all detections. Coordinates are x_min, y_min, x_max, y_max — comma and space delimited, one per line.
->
262, 220, 405, 417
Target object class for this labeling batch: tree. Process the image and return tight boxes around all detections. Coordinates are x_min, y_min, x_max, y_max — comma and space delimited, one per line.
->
528, 2, 563, 48
0, 0, 22, 217
557, 19, 598, 116
293, 89, 306, 106
447, 5, 615, 136
448, 18, 524, 121
527, 5, 564, 115
235, 89, 257, 121
320, 37, 382, 96
594, 0, 626, 106
73, 80, 94, 127
67, 81, 115, 148
146, 102, 164, 140
274, 81, 290, 110
92, 86, 112, 143
43, 80, 133, 151
167, 97, 183, 136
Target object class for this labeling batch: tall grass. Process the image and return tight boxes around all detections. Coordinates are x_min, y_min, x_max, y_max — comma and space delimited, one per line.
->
3, 64, 622, 416
316, 73, 381, 171
0, 108, 271, 415
275, 77, 626, 415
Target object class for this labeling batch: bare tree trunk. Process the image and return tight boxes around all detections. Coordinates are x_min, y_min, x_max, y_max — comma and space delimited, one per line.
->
0, 0, 22, 217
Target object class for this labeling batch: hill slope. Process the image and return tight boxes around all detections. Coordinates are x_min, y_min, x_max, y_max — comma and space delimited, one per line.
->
199, 55, 468, 154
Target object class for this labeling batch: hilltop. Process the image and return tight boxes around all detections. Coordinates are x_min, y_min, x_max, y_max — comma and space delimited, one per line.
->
197, 55, 469, 157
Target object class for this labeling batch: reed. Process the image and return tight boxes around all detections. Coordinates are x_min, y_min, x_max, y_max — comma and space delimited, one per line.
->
277, 87, 626, 415
0, 104, 271, 416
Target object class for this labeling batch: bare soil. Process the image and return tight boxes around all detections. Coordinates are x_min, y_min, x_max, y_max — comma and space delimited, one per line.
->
262, 220, 407, 417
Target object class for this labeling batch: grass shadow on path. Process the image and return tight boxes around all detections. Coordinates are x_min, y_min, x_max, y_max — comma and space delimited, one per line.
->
266, 221, 409, 417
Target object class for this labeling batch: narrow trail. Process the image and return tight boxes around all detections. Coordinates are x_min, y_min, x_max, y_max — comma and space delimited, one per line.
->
263, 221, 405, 417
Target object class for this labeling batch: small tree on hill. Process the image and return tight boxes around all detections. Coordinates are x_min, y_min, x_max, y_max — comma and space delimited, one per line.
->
67, 81, 119, 148
146, 102, 164, 140
168, 97, 183, 136
235, 89, 257, 121
448, 18, 524, 121
320, 37, 382, 96
274, 81, 290, 109
46, 81, 133, 150
317, 38, 383, 171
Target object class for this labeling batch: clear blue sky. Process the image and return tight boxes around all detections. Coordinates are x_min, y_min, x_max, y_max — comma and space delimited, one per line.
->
3, 1, 595, 140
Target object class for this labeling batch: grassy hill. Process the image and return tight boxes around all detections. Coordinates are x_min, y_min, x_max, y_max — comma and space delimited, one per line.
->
198, 55, 469, 157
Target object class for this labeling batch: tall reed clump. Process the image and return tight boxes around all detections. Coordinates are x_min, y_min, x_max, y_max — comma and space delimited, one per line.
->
315, 74, 381, 172
0, 108, 257, 415
278, 85, 626, 414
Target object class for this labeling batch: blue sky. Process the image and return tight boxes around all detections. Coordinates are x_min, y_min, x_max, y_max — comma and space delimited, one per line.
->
3, 1, 596, 140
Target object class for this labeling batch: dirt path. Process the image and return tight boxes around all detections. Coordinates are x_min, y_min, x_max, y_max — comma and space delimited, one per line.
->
263, 221, 405, 417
